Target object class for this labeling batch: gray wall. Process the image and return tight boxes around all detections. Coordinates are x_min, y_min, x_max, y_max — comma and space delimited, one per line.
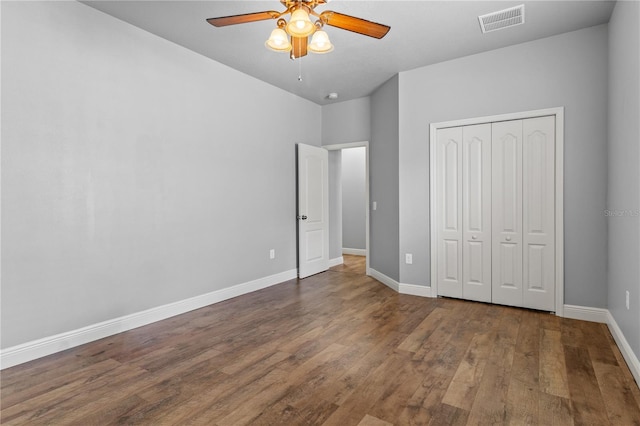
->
398, 25, 609, 309
328, 151, 343, 260
322, 97, 371, 144
1, 1, 320, 349
341, 147, 366, 250
370, 76, 400, 281
321, 97, 371, 259
607, 1, 640, 360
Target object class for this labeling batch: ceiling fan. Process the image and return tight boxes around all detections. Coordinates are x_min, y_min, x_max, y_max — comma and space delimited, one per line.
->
206, 0, 390, 59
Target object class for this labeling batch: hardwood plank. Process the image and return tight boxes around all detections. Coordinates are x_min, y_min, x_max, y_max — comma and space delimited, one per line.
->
506, 377, 539, 425
366, 352, 425, 423
1, 361, 148, 425
312, 331, 408, 406
397, 371, 452, 425
560, 318, 585, 348
538, 391, 574, 426
398, 307, 449, 353
427, 402, 469, 426
511, 310, 540, 386
441, 331, 493, 411
248, 392, 339, 426
357, 414, 394, 426
0, 358, 122, 410
180, 367, 290, 423
564, 345, 610, 425
466, 310, 520, 424
592, 361, 640, 425
322, 351, 415, 426
540, 328, 570, 398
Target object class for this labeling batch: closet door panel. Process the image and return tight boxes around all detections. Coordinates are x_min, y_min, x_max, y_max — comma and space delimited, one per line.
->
436, 127, 463, 298
462, 124, 492, 302
491, 120, 523, 307
523, 116, 555, 311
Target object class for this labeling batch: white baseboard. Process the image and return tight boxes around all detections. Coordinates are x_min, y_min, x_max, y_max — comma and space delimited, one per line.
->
606, 310, 640, 387
0, 268, 297, 370
328, 257, 344, 268
342, 248, 366, 256
368, 269, 433, 298
368, 268, 399, 292
399, 283, 433, 298
563, 304, 609, 323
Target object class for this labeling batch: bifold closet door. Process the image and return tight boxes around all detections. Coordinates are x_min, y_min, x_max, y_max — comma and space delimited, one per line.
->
436, 124, 491, 302
522, 116, 555, 311
462, 124, 492, 302
491, 120, 524, 307
492, 117, 555, 311
436, 127, 463, 298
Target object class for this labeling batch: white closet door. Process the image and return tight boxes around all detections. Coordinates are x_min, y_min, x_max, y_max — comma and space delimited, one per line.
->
436, 127, 463, 298
522, 116, 555, 311
462, 124, 492, 302
492, 120, 523, 307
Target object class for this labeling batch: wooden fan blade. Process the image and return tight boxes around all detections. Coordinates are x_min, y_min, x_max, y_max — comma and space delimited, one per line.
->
320, 11, 390, 39
291, 36, 308, 59
206, 11, 278, 27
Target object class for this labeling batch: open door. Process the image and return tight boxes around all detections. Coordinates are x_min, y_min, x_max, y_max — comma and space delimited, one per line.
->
297, 143, 329, 278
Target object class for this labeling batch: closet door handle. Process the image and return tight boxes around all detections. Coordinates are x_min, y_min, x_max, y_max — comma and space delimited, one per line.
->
471, 235, 477, 240
506, 236, 512, 241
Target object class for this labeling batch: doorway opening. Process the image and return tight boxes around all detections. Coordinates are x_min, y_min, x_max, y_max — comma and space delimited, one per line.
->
324, 142, 370, 276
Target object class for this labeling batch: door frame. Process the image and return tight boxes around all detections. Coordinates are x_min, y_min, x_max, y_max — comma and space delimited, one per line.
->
429, 107, 565, 316
324, 141, 371, 275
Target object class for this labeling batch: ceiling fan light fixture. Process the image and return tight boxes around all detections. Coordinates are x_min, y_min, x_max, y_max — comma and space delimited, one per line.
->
265, 28, 292, 52
286, 8, 315, 37
308, 30, 334, 54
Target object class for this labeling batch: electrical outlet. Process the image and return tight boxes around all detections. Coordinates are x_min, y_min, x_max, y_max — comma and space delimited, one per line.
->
626, 290, 630, 310
405, 253, 413, 264
269, 249, 275, 260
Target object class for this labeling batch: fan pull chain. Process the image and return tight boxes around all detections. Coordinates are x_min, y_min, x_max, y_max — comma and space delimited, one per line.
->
298, 55, 303, 82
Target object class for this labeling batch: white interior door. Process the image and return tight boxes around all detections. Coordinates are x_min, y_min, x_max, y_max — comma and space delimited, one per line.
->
436, 127, 463, 298
297, 143, 329, 279
522, 116, 555, 311
462, 124, 492, 302
492, 120, 524, 307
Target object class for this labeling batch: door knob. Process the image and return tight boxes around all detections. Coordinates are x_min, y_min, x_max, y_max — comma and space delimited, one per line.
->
471, 236, 477, 240
506, 236, 512, 241
297, 215, 308, 220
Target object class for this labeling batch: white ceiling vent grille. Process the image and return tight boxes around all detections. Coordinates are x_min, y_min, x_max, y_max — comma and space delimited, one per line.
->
478, 4, 525, 34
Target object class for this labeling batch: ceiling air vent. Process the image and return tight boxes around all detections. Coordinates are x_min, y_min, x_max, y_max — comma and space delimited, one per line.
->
478, 4, 525, 34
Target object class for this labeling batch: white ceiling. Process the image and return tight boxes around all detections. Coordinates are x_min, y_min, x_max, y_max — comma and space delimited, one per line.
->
83, 0, 615, 105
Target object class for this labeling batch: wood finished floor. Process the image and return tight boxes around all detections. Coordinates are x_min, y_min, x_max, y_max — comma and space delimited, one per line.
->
2, 255, 640, 425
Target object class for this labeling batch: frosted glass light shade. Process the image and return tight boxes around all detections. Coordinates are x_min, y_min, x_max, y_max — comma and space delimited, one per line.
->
265, 28, 291, 52
308, 30, 334, 54
286, 8, 315, 37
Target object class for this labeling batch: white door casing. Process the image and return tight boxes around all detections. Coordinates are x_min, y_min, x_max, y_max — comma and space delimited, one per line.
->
436, 127, 463, 298
297, 143, 329, 279
462, 124, 492, 303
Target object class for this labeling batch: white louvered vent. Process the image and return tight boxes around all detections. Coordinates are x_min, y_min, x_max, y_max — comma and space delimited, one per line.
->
478, 4, 525, 34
